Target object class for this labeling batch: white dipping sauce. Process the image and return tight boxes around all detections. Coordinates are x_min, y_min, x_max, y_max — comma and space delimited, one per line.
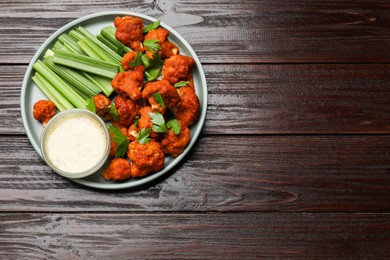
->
44, 113, 107, 174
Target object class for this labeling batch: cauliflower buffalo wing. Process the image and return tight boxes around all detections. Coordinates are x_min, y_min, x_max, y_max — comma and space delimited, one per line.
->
127, 124, 139, 142
142, 79, 180, 113
102, 157, 132, 181
127, 139, 165, 177
121, 51, 146, 72
114, 16, 144, 52
159, 41, 180, 59
138, 106, 160, 140
33, 100, 56, 125
113, 95, 139, 128
161, 123, 190, 157
93, 94, 111, 121
144, 27, 169, 44
111, 71, 144, 101
172, 86, 200, 127
144, 28, 179, 59
162, 54, 195, 84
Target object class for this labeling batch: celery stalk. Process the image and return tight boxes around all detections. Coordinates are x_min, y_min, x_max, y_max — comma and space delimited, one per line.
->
58, 34, 85, 55
83, 73, 114, 97
44, 57, 101, 97
62, 42, 79, 53
69, 29, 84, 41
53, 40, 64, 51
77, 36, 117, 63
97, 33, 121, 54
32, 60, 87, 109
52, 49, 119, 78
76, 26, 122, 63
32, 72, 74, 112
77, 38, 106, 60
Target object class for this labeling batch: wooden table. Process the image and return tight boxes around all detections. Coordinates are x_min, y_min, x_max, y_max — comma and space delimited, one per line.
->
1, 1, 389, 258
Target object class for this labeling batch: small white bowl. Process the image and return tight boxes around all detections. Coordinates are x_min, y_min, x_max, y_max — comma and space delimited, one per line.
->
40, 109, 110, 179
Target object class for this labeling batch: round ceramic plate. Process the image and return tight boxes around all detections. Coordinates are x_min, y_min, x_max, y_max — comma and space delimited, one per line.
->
20, 11, 207, 189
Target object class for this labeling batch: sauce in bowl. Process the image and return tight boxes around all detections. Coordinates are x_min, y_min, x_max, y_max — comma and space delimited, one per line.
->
41, 109, 110, 178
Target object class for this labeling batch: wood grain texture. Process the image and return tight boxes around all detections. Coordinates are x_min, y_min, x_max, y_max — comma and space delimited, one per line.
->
1, 135, 389, 212
2, 0, 390, 63
5, 64, 390, 135
0, 213, 389, 259
1, 1, 390, 258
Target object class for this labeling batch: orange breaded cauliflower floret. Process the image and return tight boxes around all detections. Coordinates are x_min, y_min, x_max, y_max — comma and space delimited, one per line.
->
114, 16, 144, 52
161, 123, 190, 157
144, 28, 179, 59
127, 124, 139, 142
138, 106, 160, 140
102, 157, 132, 181
121, 51, 146, 72
162, 54, 195, 84
159, 41, 179, 59
172, 87, 200, 127
33, 100, 56, 125
127, 139, 165, 177
138, 106, 154, 129
113, 95, 139, 128
142, 79, 180, 113
111, 71, 144, 101
144, 27, 169, 44
93, 94, 111, 121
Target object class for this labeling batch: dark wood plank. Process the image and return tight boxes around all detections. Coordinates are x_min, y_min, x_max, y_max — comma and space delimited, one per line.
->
205, 63, 390, 134
5, 64, 390, 135
2, 0, 390, 63
0, 135, 389, 212
0, 212, 388, 259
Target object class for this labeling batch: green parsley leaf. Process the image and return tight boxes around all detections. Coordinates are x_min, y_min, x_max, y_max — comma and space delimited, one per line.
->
137, 128, 151, 144
152, 124, 167, 133
129, 51, 143, 67
141, 53, 151, 68
143, 20, 160, 33
149, 112, 168, 133
133, 115, 140, 127
174, 81, 190, 88
149, 112, 165, 125
143, 39, 161, 53
167, 119, 181, 135
149, 52, 164, 67
86, 97, 96, 113
108, 124, 129, 158
109, 103, 119, 121
142, 53, 164, 81
153, 92, 165, 108
145, 66, 162, 82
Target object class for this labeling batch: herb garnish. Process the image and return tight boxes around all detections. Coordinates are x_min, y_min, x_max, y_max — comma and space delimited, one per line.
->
129, 51, 143, 67
143, 39, 161, 53
143, 20, 161, 33
153, 92, 165, 108
149, 112, 168, 133
108, 124, 129, 158
86, 97, 96, 113
167, 119, 181, 135
109, 103, 119, 121
144, 53, 164, 82
136, 128, 151, 144
174, 81, 190, 88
